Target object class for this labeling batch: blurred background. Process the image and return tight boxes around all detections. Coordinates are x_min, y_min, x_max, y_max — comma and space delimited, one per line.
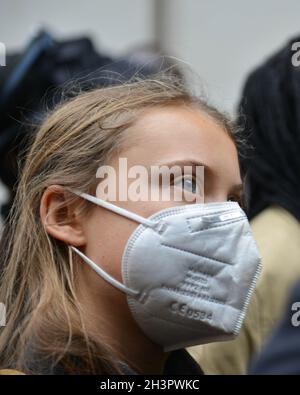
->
1, 0, 300, 219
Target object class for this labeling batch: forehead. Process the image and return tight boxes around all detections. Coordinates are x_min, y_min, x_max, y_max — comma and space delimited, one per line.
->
121, 105, 241, 182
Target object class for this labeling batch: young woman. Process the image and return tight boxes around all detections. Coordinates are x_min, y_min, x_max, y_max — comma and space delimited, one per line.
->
0, 75, 261, 375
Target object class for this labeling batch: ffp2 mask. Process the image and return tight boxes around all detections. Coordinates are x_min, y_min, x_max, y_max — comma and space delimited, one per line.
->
70, 190, 261, 351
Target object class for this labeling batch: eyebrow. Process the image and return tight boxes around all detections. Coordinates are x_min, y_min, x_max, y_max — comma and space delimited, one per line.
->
154, 159, 208, 171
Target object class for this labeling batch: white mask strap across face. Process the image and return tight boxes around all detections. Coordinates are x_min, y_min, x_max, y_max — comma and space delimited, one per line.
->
73, 190, 156, 228
67, 188, 159, 298
70, 246, 139, 297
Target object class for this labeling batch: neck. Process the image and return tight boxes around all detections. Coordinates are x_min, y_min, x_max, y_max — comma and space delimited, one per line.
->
77, 270, 169, 374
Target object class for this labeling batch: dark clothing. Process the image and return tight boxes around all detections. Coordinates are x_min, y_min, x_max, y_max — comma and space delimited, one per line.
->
25, 348, 204, 375
120, 349, 204, 375
249, 280, 300, 374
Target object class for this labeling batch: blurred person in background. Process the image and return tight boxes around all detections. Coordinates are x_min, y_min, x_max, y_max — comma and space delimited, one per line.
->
0, 29, 179, 221
189, 35, 300, 375
249, 279, 300, 374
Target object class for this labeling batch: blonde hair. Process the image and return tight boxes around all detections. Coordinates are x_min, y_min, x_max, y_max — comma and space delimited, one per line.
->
0, 74, 236, 374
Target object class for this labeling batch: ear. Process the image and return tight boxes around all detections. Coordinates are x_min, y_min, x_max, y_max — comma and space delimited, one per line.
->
40, 185, 86, 246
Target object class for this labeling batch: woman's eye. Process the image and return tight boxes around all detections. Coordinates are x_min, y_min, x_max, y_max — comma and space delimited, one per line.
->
173, 175, 198, 194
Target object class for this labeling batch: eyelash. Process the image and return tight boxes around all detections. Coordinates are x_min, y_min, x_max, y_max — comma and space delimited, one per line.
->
170, 174, 198, 190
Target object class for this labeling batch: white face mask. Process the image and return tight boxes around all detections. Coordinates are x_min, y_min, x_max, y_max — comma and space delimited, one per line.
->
69, 189, 261, 352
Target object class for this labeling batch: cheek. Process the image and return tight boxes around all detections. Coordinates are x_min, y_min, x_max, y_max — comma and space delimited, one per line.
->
83, 199, 180, 286
84, 208, 139, 283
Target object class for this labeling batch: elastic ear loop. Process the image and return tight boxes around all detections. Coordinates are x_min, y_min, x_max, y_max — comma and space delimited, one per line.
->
70, 246, 139, 297
67, 189, 158, 297
72, 190, 157, 228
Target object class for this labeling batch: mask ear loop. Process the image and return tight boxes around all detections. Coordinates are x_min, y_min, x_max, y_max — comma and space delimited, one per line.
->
70, 246, 139, 297
69, 189, 157, 228
65, 187, 156, 298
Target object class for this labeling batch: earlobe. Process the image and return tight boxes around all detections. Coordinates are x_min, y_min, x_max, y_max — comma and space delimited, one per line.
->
40, 185, 86, 246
